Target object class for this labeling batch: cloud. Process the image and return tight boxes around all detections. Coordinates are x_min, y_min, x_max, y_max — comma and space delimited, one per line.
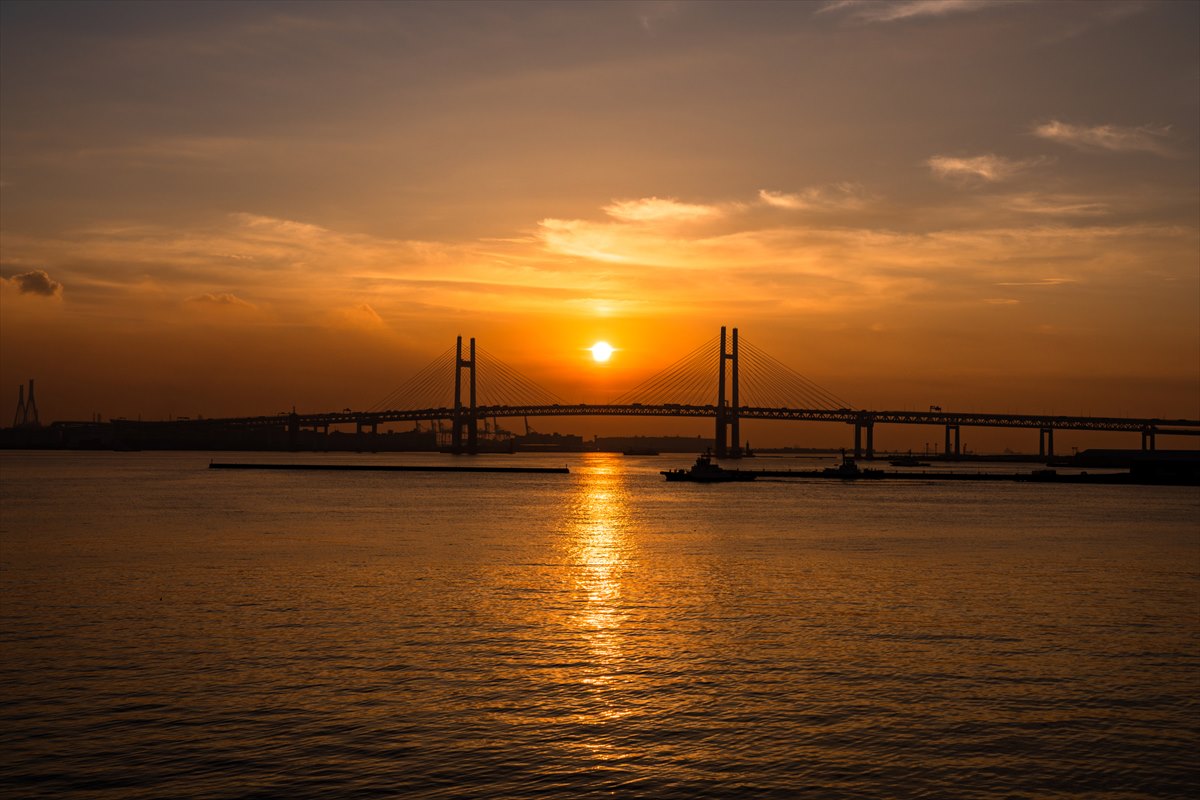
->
538, 191, 1194, 308
537, 218, 638, 263
327, 302, 388, 331
6, 269, 63, 297
927, 154, 1047, 183
1041, 1, 1150, 44
187, 292, 256, 309
635, 0, 685, 32
1000, 194, 1109, 217
602, 197, 723, 223
6, 196, 1194, 340
758, 184, 871, 211
1032, 120, 1176, 156
995, 278, 1077, 287
2, 211, 634, 324
818, 0, 996, 24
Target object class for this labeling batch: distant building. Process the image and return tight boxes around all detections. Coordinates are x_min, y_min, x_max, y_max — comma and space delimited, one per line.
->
594, 435, 713, 454
513, 432, 587, 452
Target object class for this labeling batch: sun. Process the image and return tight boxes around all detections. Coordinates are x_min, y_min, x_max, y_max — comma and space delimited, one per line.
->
589, 341, 615, 363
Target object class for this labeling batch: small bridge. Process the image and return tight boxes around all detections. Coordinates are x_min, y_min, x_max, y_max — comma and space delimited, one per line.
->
194, 327, 1200, 458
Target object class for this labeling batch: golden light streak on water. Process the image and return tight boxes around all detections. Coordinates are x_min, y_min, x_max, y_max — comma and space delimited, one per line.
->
562, 455, 635, 722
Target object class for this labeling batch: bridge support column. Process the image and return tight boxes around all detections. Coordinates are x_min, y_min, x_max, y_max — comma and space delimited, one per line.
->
452, 336, 478, 454
852, 414, 874, 459
730, 328, 740, 458
944, 425, 960, 461
1141, 428, 1156, 451
714, 326, 740, 457
288, 412, 299, 451
1039, 427, 1054, 458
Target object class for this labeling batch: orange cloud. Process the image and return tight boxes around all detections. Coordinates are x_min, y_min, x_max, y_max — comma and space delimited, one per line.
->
819, 0, 998, 24
927, 154, 1048, 183
1033, 120, 1176, 157
602, 196, 724, 223
187, 292, 256, 309
758, 184, 870, 211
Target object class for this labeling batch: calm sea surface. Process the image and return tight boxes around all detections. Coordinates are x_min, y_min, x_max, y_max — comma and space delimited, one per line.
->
1, 451, 1197, 798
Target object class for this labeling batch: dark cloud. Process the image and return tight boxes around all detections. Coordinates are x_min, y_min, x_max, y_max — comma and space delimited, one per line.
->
10, 269, 63, 297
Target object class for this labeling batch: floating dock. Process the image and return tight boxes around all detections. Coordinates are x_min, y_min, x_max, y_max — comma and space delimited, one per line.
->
209, 462, 569, 474
736, 468, 1194, 486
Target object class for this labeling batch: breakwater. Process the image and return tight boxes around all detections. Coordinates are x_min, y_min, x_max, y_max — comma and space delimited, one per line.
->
209, 462, 569, 474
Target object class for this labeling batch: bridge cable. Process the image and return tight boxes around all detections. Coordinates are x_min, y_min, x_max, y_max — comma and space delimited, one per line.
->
369, 346, 457, 412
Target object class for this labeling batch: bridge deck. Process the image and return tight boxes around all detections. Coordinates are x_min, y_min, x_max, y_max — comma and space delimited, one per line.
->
118, 404, 1200, 435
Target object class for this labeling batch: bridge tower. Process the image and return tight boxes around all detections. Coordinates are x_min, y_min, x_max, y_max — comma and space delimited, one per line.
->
12, 384, 25, 428
715, 326, 741, 458
451, 336, 478, 454
11, 380, 39, 428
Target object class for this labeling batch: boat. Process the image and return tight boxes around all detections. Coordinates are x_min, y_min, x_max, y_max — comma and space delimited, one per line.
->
822, 457, 885, 479
889, 455, 930, 467
662, 453, 757, 483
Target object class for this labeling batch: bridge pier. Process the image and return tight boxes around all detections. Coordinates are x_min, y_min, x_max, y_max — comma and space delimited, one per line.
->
287, 412, 300, 451
354, 419, 379, 452
1141, 428, 1156, 451
852, 415, 874, 459
944, 424, 960, 460
1039, 427, 1055, 458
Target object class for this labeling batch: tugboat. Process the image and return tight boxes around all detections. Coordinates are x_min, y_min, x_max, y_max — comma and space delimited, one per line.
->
823, 456, 885, 480
662, 453, 757, 483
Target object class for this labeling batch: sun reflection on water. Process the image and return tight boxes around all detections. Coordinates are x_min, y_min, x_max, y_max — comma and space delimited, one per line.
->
560, 454, 636, 703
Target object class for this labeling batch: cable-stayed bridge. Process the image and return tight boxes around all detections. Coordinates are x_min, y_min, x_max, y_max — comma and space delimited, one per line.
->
192, 327, 1200, 458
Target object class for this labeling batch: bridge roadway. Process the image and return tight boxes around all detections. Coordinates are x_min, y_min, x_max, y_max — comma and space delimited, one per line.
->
195, 403, 1200, 437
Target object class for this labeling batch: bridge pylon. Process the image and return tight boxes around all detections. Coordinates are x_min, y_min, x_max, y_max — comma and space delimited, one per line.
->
715, 326, 742, 458
451, 336, 477, 454
11, 380, 39, 428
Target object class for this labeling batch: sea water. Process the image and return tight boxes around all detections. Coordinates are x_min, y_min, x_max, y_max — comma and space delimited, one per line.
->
1, 451, 1197, 798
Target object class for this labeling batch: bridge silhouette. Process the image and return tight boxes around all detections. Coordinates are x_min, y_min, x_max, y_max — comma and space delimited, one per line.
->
201, 326, 1199, 458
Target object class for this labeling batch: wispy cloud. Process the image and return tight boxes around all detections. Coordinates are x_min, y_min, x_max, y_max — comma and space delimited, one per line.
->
758, 184, 871, 211
537, 192, 1193, 322
2, 212, 628, 323
72, 135, 257, 165
818, 0, 996, 24
326, 302, 387, 330
636, 0, 685, 32
187, 292, 256, 309
1041, 1, 1150, 44
1000, 193, 1110, 217
1032, 120, 1176, 156
927, 154, 1047, 183
995, 278, 1078, 287
602, 197, 723, 223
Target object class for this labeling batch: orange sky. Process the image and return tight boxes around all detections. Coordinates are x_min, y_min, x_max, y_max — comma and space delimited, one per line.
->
2, 1, 1197, 447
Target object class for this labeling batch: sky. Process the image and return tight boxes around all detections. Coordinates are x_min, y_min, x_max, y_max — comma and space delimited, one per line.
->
2, 0, 1198, 447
